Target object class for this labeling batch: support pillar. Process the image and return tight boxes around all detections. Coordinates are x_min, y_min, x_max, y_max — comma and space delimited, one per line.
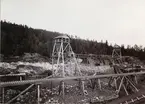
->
2, 87, 4, 104
37, 85, 40, 104
98, 79, 102, 90
114, 78, 117, 90
82, 81, 85, 95
134, 75, 138, 84
20, 76, 22, 81
62, 81, 65, 99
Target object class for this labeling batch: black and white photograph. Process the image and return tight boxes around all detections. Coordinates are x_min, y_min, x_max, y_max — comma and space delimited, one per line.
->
0, 0, 145, 104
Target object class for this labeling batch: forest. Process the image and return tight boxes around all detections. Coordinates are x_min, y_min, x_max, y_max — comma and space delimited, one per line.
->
1, 21, 145, 61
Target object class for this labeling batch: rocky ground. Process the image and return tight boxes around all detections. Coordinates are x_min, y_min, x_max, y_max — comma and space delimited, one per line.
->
0, 53, 145, 104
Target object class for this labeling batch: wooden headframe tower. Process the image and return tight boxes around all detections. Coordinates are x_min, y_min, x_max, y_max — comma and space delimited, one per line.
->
52, 35, 82, 77
110, 44, 139, 95
112, 44, 122, 65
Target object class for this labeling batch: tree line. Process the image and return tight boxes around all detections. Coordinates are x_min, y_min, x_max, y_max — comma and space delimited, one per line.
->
1, 21, 145, 61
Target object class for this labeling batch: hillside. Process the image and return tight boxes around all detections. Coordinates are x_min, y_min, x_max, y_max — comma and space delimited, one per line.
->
1, 21, 145, 61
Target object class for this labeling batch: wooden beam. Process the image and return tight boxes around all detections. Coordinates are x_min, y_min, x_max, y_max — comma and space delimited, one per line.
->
0, 73, 26, 77
7, 84, 34, 104
0, 71, 145, 87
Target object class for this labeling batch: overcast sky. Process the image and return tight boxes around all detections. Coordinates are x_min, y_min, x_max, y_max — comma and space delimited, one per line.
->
1, 0, 145, 47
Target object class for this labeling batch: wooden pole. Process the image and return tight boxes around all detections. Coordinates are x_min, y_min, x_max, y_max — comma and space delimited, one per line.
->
2, 87, 4, 104
123, 84, 129, 95
134, 75, 138, 84
98, 79, 102, 90
62, 41, 65, 78
52, 41, 56, 77
117, 76, 124, 94
51, 81, 53, 94
37, 84, 40, 104
114, 78, 117, 90
82, 81, 85, 95
20, 76, 22, 81
108, 77, 113, 86
62, 81, 65, 99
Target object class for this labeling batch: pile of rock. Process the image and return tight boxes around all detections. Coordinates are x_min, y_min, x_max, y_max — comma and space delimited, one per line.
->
22, 53, 49, 62
0, 61, 52, 76
17, 65, 46, 76
0, 67, 19, 75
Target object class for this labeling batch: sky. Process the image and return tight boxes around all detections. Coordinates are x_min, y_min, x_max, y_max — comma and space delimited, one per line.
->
1, 0, 145, 47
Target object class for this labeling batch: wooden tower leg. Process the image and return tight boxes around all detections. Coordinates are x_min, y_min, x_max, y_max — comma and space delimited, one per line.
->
117, 76, 124, 94
123, 84, 129, 95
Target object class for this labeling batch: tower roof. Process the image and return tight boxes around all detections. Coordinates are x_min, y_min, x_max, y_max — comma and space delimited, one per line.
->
55, 35, 69, 39
114, 44, 120, 49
